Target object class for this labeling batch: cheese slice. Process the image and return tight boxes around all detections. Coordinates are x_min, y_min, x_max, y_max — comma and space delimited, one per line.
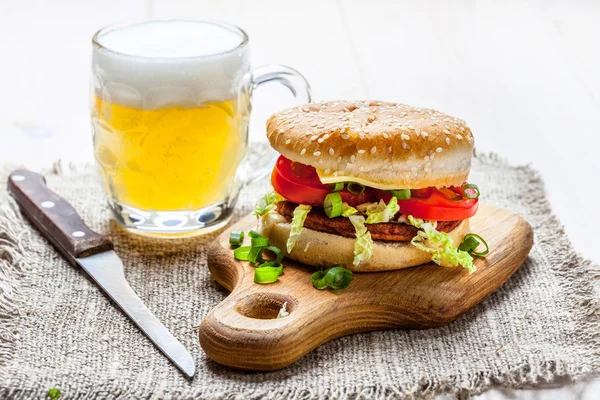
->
316, 169, 401, 190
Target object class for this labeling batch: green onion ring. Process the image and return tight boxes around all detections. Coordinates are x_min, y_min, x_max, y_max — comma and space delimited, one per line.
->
229, 231, 244, 247
462, 183, 480, 199
248, 230, 262, 238
324, 192, 343, 218
233, 246, 252, 261
248, 245, 264, 263
311, 265, 353, 290
251, 236, 269, 248
322, 266, 353, 290
347, 182, 365, 195
330, 182, 345, 191
390, 189, 411, 200
311, 270, 329, 289
461, 233, 489, 256
263, 245, 284, 264
458, 236, 480, 253
254, 265, 283, 284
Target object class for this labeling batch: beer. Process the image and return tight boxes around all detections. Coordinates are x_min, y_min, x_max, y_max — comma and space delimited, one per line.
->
91, 20, 310, 236
92, 97, 248, 211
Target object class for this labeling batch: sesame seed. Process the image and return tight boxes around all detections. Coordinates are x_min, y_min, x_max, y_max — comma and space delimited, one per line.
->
324, 168, 331, 174
436, 147, 443, 152
401, 133, 410, 140
341, 133, 350, 140
310, 122, 318, 127
278, 129, 284, 134
351, 155, 356, 163
446, 137, 451, 145
456, 134, 463, 140
318, 138, 325, 143
443, 129, 451, 134
358, 149, 366, 155
371, 146, 377, 154
310, 135, 318, 141
337, 156, 342, 163
329, 148, 335, 155
359, 133, 365, 139
314, 151, 321, 156
333, 171, 339, 176
388, 146, 392, 153
402, 142, 409, 149
421, 131, 429, 138
285, 139, 291, 145
460, 127, 465, 132
301, 148, 306, 155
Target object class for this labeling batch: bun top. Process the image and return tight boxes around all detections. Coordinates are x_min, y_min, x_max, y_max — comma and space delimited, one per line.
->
266, 100, 474, 189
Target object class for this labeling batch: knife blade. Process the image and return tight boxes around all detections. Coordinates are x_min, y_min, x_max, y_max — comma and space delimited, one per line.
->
7, 169, 195, 378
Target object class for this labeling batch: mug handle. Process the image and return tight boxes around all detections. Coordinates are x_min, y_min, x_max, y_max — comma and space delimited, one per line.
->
238, 65, 312, 186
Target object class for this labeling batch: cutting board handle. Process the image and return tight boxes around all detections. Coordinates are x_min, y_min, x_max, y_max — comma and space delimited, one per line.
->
7, 169, 113, 260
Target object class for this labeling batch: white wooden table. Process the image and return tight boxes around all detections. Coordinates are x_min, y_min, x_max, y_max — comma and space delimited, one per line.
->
1, 1, 598, 398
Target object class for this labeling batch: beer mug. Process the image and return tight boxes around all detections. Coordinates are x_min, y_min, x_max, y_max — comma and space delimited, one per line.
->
91, 20, 311, 237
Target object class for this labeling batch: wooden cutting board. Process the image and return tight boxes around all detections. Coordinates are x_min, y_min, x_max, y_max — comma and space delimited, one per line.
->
200, 204, 533, 371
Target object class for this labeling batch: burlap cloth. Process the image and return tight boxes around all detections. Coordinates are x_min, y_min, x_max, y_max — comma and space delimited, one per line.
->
0, 153, 598, 399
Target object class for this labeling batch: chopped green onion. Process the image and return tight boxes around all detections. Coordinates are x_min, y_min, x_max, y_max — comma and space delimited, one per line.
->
233, 246, 252, 261
311, 270, 329, 289
462, 184, 480, 199
330, 182, 345, 191
324, 192, 343, 218
248, 230, 262, 238
254, 265, 283, 283
347, 182, 365, 195
48, 388, 61, 400
247, 245, 264, 263
251, 236, 269, 248
390, 189, 411, 200
229, 231, 244, 247
322, 266, 353, 290
264, 245, 284, 264
459, 233, 489, 256
311, 265, 354, 290
259, 261, 282, 269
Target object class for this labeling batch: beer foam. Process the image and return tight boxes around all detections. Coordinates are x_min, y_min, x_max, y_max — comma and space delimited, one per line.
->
92, 20, 249, 109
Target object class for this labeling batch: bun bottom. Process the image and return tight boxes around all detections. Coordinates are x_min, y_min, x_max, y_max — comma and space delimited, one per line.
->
267, 219, 470, 272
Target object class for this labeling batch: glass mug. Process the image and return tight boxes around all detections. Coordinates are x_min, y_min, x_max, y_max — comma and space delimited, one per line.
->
90, 20, 311, 237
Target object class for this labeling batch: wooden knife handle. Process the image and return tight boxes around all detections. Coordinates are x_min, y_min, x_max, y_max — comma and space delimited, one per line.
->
7, 169, 113, 260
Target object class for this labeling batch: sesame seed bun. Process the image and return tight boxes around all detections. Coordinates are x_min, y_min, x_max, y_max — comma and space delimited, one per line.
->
266, 216, 470, 272
266, 100, 474, 189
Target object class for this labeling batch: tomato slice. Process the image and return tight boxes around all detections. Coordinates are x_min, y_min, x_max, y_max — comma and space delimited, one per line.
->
374, 187, 478, 221
272, 155, 478, 220
272, 156, 374, 206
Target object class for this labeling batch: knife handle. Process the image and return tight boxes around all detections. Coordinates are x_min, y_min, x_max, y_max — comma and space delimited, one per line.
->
7, 169, 113, 259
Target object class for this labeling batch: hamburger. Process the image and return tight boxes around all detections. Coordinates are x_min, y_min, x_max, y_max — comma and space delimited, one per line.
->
254, 101, 484, 273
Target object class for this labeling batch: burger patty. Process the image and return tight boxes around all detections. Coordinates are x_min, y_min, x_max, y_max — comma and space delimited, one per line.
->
275, 201, 462, 242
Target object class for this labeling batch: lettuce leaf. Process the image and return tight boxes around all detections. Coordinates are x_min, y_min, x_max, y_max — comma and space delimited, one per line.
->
365, 197, 399, 224
407, 216, 475, 273
286, 204, 311, 253
342, 202, 358, 217
254, 192, 285, 216
349, 215, 373, 265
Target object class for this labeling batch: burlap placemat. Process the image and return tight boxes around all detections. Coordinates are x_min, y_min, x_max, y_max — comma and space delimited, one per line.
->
0, 153, 598, 399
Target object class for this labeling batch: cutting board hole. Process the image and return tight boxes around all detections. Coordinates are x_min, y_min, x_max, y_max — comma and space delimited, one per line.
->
235, 293, 296, 319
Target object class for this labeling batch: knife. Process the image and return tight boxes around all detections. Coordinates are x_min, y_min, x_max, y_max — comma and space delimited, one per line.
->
7, 169, 195, 378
